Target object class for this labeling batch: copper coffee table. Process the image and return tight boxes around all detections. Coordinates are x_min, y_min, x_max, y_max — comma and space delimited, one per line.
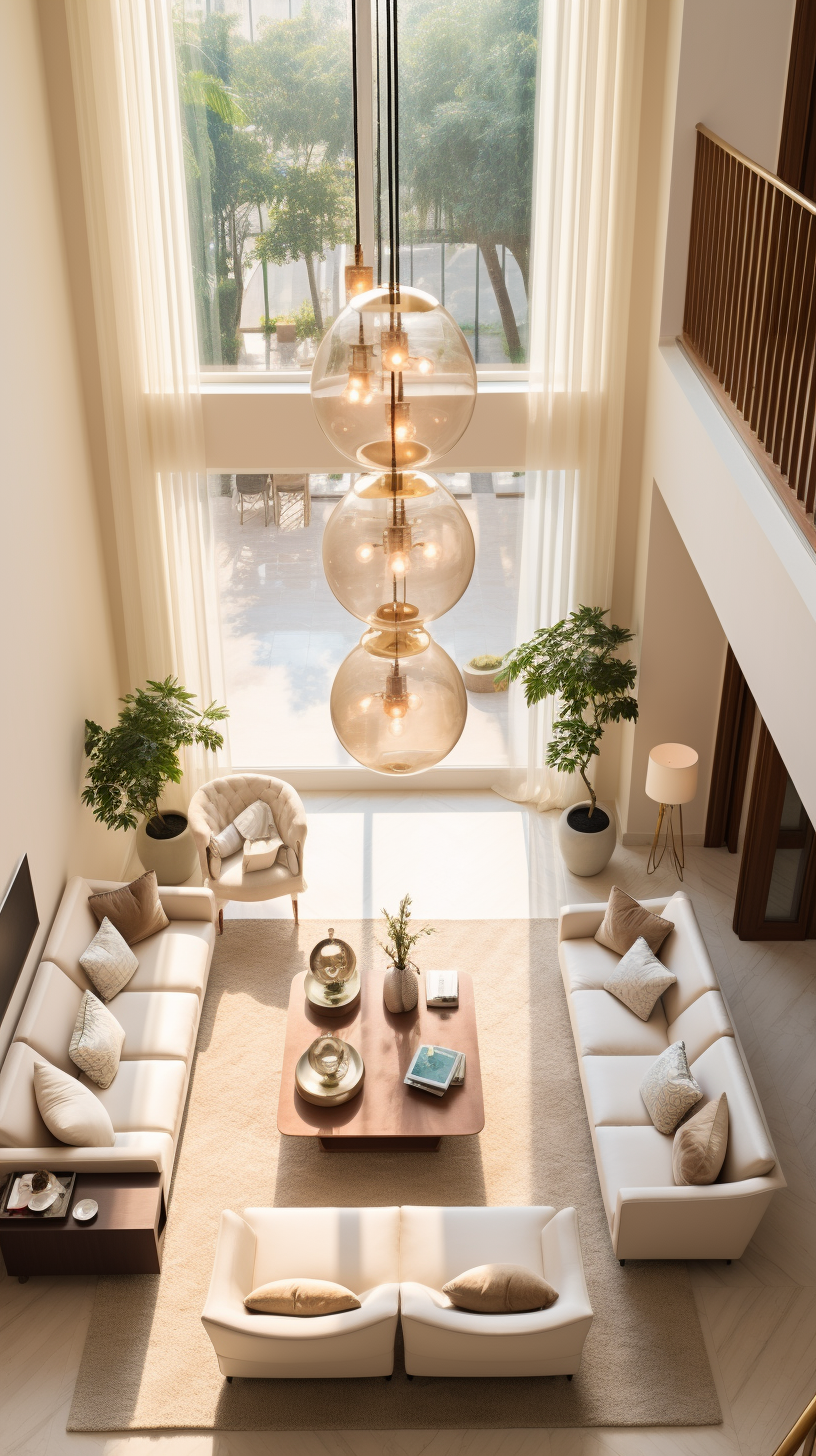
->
278, 968, 484, 1149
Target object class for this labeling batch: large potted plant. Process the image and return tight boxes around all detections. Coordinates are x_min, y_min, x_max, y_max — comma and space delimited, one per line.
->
499, 606, 639, 876
83, 677, 228, 885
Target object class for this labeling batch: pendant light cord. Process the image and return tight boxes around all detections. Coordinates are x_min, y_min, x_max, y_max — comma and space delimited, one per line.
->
375, 0, 382, 286
351, 0, 361, 258
392, 0, 400, 294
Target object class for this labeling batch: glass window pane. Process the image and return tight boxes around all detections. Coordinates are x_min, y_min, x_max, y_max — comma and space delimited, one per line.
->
175, 0, 352, 374
764, 775, 814, 922
393, 0, 539, 367
209, 471, 523, 766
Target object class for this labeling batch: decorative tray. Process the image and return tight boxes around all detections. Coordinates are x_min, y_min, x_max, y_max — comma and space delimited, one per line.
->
304, 965, 361, 1017
0, 1172, 76, 1220
295, 1044, 365, 1106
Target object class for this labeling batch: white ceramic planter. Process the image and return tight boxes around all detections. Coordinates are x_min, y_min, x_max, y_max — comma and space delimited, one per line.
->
557, 799, 617, 877
461, 664, 509, 694
135, 813, 198, 886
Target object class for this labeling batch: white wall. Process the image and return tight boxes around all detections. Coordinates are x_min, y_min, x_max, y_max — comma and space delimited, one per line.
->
644, 344, 816, 829
621, 484, 727, 842
0, 2, 129, 1059
661, 0, 795, 338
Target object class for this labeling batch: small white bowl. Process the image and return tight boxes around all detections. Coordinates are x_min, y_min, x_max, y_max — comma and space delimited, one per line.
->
72, 1199, 99, 1222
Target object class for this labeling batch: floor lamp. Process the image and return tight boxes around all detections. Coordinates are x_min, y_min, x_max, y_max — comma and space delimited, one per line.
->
645, 743, 698, 881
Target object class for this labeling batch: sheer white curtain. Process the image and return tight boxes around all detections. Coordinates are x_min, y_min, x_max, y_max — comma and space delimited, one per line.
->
66, 0, 228, 793
497, 0, 645, 808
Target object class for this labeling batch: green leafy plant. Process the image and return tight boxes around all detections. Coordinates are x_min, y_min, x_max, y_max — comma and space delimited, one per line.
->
83, 677, 229, 834
498, 606, 639, 817
379, 894, 435, 972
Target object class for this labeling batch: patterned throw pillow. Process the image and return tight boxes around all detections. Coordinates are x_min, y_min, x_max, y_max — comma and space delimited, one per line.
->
79, 917, 138, 1001
69, 991, 126, 1088
640, 1041, 702, 1134
604, 937, 677, 1021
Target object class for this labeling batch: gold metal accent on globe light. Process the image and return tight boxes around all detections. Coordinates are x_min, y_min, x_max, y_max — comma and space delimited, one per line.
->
322, 470, 475, 627
360, 626, 430, 658
345, 244, 374, 303
295, 1041, 365, 1106
330, 630, 467, 774
310, 284, 477, 468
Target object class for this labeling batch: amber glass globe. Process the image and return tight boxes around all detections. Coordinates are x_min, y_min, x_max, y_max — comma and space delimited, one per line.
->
322, 470, 474, 626
310, 285, 477, 468
331, 629, 467, 774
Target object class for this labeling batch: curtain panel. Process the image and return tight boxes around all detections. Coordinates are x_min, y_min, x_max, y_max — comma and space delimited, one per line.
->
497, 0, 646, 809
65, 0, 229, 794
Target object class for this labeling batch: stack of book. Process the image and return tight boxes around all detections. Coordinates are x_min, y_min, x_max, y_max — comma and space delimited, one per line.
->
425, 970, 459, 1007
404, 1044, 466, 1097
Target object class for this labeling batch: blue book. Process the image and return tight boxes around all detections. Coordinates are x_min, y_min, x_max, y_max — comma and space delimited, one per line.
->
404, 1044, 462, 1096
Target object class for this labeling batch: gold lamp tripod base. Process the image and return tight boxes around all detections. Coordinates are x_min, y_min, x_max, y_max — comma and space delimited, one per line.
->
646, 802, 685, 880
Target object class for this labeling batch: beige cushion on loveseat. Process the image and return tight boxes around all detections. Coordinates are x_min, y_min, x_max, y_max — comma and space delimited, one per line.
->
559, 937, 621, 992
667, 989, 734, 1063
581, 1056, 657, 1126
13, 963, 84, 1074
82, 1059, 188, 1139
658, 894, 722, 1022
569, 989, 669, 1056
122, 922, 214, 998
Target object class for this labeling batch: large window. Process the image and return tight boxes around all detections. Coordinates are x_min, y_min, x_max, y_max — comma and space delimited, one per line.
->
176, 0, 538, 372
210, 472, 523, 766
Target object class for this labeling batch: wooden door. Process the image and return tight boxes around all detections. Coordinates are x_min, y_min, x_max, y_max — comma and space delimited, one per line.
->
705, 646, 755, 852
732, 722, 816, 939
779, 0, 816, 201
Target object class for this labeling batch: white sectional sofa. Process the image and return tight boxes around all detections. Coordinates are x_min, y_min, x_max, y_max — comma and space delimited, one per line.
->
559, 891, 785, 1262
0, 876, 216, 1193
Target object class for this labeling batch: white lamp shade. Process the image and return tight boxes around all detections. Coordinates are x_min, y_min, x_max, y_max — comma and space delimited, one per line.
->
645, 743, 699, 805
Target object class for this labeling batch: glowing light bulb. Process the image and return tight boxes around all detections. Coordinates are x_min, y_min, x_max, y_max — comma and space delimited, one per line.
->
358, 695, 373, 711
416, 356, 434, 375
386, 700, 407, 719
407, 693, 423, 711
388, 553, 408, 577
381, 327, 409, 372
388, 717, 405, 736
422, 542, 439, 561
356, 542, 376, 563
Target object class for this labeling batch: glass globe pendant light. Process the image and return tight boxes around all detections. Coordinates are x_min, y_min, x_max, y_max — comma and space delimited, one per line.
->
331, 625, 467, 775
312, 0, 476, 774
322, 469, 474, 627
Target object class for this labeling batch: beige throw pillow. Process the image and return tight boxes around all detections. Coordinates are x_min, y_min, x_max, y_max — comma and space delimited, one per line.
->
595, 885, 674, 956
88, 871, 169, 946
33, 1061, 115, 1147
673, 1093, 729, 1185
79, 917, 138, 1000
442, 1263, 558, 1314
640, 1041, 703, 1134
69, 991, 125, 1089
244, 1278, 361, 1316
243, 834, 284, 873
604, 936, 677, 1021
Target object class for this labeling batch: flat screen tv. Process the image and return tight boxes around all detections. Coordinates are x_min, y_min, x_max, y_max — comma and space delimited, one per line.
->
0, 856, 39, 1024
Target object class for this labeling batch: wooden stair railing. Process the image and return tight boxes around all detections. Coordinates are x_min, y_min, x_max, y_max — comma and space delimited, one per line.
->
771, 1392, 816, 1456
683, 123, 816, 553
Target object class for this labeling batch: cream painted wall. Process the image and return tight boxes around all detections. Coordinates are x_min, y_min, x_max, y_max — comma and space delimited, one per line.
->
661, 0, 795, 338
621, 485, 727, 843
0, 2, 129, 1060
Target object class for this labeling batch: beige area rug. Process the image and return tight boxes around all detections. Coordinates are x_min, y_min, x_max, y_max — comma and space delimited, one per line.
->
68, 920, 721, 1431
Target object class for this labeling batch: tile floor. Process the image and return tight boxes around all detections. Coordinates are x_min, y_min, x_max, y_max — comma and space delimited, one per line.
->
2, 790, 815, 1456
211, 487, 523, 768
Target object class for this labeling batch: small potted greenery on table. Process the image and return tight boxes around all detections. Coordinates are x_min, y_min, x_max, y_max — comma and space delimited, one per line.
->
462, 654, 510, 694
83, 677, 228, 885
380, 893, 435, 1013
498, 606, 639, 875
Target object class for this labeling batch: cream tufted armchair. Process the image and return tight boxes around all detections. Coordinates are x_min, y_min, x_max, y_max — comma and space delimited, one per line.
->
188, 775, 307, 931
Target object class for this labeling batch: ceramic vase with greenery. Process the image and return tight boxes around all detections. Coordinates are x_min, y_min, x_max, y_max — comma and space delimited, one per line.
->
83, 677, 228, 885
380, 894, 435, 1014
498, 606, 639, 874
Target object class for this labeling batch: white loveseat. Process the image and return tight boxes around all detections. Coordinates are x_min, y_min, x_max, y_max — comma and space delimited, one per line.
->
202, 1207, 401, 1378
0, 876, 216, 1193
559, 891, 785, 1261
399, 1205, 593, 1377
